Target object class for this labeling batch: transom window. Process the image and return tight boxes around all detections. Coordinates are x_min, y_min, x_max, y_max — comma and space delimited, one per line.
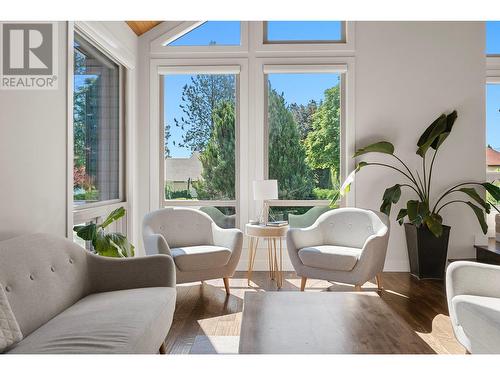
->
264, 21, 344, 44
167, 21, 241, 46
486, 21, 500, 56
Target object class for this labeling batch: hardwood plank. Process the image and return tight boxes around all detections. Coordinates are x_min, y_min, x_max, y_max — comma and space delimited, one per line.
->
239, 292, 434, 354
163, 271, 465, 354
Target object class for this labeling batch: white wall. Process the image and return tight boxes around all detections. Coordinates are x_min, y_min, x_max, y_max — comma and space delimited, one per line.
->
0, 22, 68, 240
355, 22, 486, 269
0, 21, 139, 243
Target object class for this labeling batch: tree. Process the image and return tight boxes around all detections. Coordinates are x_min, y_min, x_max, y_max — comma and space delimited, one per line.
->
304, 85, 341, 187
174, 74, 235, 152
193, 101, 236, 199
164, 122, 171, 158
289, 100, 318, 140
268, 85, 314, 199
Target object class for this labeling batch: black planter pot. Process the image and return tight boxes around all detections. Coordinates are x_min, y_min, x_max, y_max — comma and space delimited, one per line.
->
404, 223, 451, 280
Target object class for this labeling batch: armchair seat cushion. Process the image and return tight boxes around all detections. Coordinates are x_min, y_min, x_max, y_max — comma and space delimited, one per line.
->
298, 245, 362, 272
8, 287, 176, 354
171, 245, 231, 271
451, 294, 500, 353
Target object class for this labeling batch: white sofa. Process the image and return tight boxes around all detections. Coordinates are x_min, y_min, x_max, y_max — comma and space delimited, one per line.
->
143, 207, 243, 294
286, 208, 390, 291
446, 261, 500, 354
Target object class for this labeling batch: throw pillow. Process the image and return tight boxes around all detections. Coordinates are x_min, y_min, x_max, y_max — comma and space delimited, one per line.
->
0, 284, 23, 352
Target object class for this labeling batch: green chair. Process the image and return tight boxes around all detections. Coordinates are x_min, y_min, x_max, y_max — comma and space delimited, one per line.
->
288, 206, 332, 228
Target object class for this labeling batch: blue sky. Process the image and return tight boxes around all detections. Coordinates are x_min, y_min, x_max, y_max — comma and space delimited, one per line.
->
163, 21, 500, 156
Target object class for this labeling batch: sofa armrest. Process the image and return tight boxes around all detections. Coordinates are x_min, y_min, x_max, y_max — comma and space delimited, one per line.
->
143, 233, 171, 256
446, 261, 500, 301
88, 253, 176, 293
212, 225, 243, 251
286, 225, 323, 251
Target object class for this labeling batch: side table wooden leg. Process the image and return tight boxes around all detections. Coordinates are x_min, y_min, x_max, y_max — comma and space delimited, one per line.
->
247, 237, 254, 286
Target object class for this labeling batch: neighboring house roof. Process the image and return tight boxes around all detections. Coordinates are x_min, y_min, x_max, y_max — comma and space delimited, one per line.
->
487, 147, 500, 166
165, 152, 202, 182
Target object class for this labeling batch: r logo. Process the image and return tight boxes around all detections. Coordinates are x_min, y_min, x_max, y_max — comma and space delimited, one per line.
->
2, 23, 53, 75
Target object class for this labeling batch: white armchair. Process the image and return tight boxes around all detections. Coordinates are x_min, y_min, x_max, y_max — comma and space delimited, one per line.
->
143, 208, 243, 295
286, 208, 390, 291
446, 261, 500, 353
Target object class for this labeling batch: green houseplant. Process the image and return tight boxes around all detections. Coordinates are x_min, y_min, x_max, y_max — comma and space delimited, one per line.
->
73, 207, 135, 258
346, 110, 500, 279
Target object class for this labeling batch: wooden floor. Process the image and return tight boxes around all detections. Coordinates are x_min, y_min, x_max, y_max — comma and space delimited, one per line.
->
163, 271, 465, 354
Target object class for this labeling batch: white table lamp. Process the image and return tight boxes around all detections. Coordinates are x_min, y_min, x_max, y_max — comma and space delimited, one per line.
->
253, 180, 278, 224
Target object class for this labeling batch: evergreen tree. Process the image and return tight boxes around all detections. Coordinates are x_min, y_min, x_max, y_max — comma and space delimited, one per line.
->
193, 101, 236, 199
289, 100, 318, 140
268, 85, 314, 199
175, 74, 235, 152
304, 85, 341, 186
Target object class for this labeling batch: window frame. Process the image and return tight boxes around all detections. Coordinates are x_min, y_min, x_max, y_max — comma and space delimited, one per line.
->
68, 22, 132, 241
150, 21, 250, 56
263, 21, 346, 45
154, 62, 248, 228
71, 30, 126, 211
262, 63, 352, 210
486, 61, 500, 183
148, 23, 355, 232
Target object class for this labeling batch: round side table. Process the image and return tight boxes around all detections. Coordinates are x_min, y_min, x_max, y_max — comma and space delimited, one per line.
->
245, 223, 289, 289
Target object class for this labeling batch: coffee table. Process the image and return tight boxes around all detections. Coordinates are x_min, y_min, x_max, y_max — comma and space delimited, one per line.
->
239, 291, 434, 354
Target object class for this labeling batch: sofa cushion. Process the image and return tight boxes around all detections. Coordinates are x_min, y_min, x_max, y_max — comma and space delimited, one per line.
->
171, 245, 231, 271
298, 245, 361, 271
452, 294, 500, 354
7, 287, 176, 354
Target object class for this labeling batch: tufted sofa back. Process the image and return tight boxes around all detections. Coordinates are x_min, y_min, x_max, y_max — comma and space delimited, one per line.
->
0, 233, 90, 337
143, 207, 215, 249
317, 208, 389, 248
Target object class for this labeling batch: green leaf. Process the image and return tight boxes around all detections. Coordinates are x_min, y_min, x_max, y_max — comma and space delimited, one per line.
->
465, 201, 488, 235
416, 114, 447, 157
424, 213, 443, 237
93, 231, 134, 258
379, 184, 401, 216
353, 142, 394, 158
458, 187, 490, 213
483, 182, 500, 201
432, 110, 457, 150
74, 223, 97, 242
396, 208, 407, 225
355, 161, 368, 172
100, 207, 126, 229
407, 200, 429, 227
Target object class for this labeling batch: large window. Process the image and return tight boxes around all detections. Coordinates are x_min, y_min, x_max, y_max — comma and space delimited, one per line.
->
73, 33, 122, 206
265, 70, 343, 223
265, 21, 344, 43
162, 70, 238, 228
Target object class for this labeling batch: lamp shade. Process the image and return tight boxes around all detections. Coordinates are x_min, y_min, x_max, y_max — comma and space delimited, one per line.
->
253, 180, 278, 201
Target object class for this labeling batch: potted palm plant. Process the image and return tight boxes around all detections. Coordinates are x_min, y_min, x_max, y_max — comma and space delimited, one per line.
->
73, 207, 134, 257
346, 110, 500, 279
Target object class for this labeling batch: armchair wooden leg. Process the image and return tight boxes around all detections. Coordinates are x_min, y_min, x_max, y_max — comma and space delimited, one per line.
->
159, 341, 166, 354
354, 284, 362, 291
223, 277, 230, 295
375, 273, 383, 291
300, 277, 307, 291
